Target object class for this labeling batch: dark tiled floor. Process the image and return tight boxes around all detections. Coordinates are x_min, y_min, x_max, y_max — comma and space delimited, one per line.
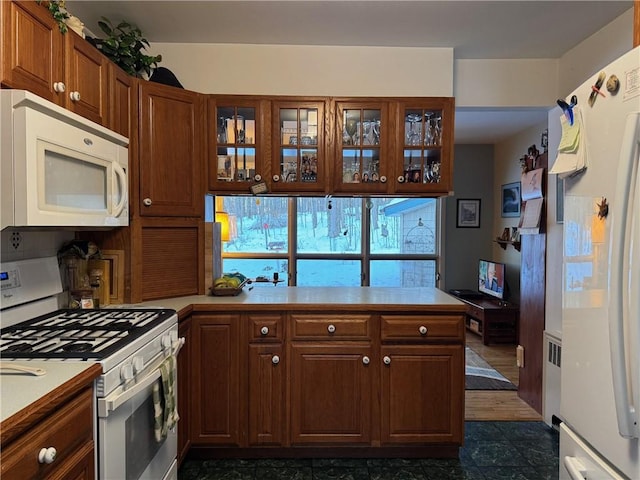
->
178, 421, 559, 480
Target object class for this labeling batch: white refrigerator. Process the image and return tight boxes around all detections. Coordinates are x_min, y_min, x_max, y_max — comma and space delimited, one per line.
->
557, 46, 640, 479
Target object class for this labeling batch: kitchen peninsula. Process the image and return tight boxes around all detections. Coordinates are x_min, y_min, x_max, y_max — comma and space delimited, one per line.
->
141, 287, 467, 460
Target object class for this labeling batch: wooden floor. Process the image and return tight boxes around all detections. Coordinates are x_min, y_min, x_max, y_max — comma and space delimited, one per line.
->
465, 331, 542, 421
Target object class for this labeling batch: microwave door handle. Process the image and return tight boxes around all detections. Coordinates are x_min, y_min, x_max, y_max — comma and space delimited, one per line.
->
112, 162, 127, 218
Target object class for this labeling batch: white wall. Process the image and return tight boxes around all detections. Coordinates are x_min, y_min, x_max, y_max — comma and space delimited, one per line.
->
150, 44, 454, 97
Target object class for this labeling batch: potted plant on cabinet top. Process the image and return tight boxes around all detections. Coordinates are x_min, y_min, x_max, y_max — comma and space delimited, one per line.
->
91, 17, 162, 78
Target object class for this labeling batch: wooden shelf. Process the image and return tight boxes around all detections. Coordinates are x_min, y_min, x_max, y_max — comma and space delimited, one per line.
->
495, 239, 521, 252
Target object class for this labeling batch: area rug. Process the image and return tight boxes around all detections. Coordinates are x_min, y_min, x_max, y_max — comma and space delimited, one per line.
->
465, 347, 517, 390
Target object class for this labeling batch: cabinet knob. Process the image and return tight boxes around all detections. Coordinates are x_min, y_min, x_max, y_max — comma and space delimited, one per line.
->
380, 175, 387, 183
272, 175, 280, 182
383, 356, 391, 365
143, 198, 152, 206
260, 326, 269, 335
69, 91, 81, 102
272, 355, 280, 365
38, 447, 57, 464
327, 324, 336, 333
419, 325, 428, 335
397, 175, 405, 183
254, 174, 262, 182
362, 356, 370, 365
53, 82, 66, 93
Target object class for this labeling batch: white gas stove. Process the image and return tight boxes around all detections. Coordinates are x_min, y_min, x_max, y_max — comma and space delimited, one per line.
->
0, 256, 181, 480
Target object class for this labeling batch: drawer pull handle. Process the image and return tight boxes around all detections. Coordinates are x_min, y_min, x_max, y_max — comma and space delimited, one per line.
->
362, 356, 370, 365
383, 356, 391, 365
419, 325, 428, 335
272, 355, 280, 365
327, 324, 336, 333
38, 447, 57, 464
261, 326, 269, 335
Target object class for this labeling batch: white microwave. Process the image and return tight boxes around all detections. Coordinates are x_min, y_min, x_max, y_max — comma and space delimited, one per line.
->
1, 90, 129, 229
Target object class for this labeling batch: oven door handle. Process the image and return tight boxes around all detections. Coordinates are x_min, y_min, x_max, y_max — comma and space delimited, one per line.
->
98, 365, 162, 418
97, 339, 184, 418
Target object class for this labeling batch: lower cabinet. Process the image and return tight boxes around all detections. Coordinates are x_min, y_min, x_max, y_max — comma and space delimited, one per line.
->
189, 310, 464, 452
289, 343, 373, 445
191, 313, 242, 446
380, 344, 464, 445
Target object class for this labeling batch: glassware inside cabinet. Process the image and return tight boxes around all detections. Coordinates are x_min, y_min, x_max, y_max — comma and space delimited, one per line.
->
215, 105, 257, 183
278, 107, 319, 185
341, 108, 382, 185
402, 149, 442, 184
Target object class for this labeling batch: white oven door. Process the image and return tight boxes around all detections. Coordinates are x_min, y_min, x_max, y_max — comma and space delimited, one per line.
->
97, 368, 177, 480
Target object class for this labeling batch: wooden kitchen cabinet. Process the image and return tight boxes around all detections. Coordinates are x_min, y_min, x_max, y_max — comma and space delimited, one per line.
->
1, 1, 109, 125
138, 81, 205, 217
380, 314, 464, 445
0, 377, 99, 480
333, 99, 391, 194
289, 343, 374, 445
391, 97, 455, 195
270, 98, 328, 193
247, 313, 285, 446
191, 313, 243, 446
108, 63, 137, 139
207, 96, 269, 193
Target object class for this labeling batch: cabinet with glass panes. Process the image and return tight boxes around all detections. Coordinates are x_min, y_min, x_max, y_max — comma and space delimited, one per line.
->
208, 96, 268, 193
333, 100, 390, 194
270, 99, 327, 193
391, 97, 455, 195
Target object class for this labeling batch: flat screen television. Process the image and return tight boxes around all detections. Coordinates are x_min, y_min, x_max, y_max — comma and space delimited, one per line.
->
478, 259, 506, 300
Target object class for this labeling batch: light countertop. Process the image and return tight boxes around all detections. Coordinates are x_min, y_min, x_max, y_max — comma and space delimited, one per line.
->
1, 361, 99, 424
138, 286, 465, 317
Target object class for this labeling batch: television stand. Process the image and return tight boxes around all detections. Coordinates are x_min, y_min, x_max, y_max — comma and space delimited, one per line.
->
450, 294, 519, 345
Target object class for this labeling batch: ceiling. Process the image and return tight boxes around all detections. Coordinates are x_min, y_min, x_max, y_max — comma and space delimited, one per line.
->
65, 1, 633, 144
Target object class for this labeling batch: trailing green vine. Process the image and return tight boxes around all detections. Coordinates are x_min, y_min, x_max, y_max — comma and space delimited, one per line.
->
37, 0, 70, 34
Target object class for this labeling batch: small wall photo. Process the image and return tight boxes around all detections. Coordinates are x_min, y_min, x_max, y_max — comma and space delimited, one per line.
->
501, 182, 521, 218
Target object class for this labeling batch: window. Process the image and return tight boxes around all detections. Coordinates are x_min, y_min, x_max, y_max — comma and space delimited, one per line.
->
216, 196, 440, 287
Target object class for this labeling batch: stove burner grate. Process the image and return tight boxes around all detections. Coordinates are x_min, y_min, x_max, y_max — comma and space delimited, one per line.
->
4, 342, 34, 353
62, 342, 94, 353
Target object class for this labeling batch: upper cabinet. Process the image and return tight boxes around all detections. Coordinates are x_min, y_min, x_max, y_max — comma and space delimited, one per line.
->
139, 81, 205, 217
1, 1, 109, 125
333, 99, 390, 194
392, 98, 455, 195
206, 95, 454, 197
271, 98, 327, 193
208, 96, 268, 194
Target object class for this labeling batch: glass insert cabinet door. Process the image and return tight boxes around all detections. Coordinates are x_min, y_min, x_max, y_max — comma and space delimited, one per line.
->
208, 98, 263, 192
271, 100, 326, 193
395, 98, 455, 193
335, 101, 388, 193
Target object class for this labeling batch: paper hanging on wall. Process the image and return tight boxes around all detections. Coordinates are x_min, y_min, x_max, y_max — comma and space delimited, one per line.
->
521, 167, 544, 201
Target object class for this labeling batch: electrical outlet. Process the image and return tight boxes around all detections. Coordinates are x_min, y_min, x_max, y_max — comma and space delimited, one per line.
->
516, 345, 525, 368
11, 232, 22, 250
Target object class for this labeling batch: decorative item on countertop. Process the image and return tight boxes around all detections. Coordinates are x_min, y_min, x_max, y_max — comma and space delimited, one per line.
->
210, 272, 249, 296
90, 17, 162, 78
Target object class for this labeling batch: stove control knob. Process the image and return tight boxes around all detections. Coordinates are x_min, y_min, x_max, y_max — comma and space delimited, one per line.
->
169, 330, 178, 343
162, 334, 172, 350
132, 356, 144, 374
38, 447, 57, 464
120, 364, 134, 382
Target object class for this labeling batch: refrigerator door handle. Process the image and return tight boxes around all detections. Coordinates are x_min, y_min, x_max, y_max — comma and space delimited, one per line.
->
563, 456, 587, 480
609, 112, 640, 439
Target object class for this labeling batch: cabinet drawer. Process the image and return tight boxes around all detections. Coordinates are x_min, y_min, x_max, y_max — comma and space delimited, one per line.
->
1, 386, 94, 480
380, 315, 464, 342
466, 305, 485, 320
290, 314, 372, 339
248, 314, 284, 342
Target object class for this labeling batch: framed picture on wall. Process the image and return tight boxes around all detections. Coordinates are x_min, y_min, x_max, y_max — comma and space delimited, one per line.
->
501, 182, 521, 218
456, 199, 481, 228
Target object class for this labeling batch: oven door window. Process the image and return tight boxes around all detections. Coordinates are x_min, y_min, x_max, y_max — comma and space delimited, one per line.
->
99, 377, 177, 480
